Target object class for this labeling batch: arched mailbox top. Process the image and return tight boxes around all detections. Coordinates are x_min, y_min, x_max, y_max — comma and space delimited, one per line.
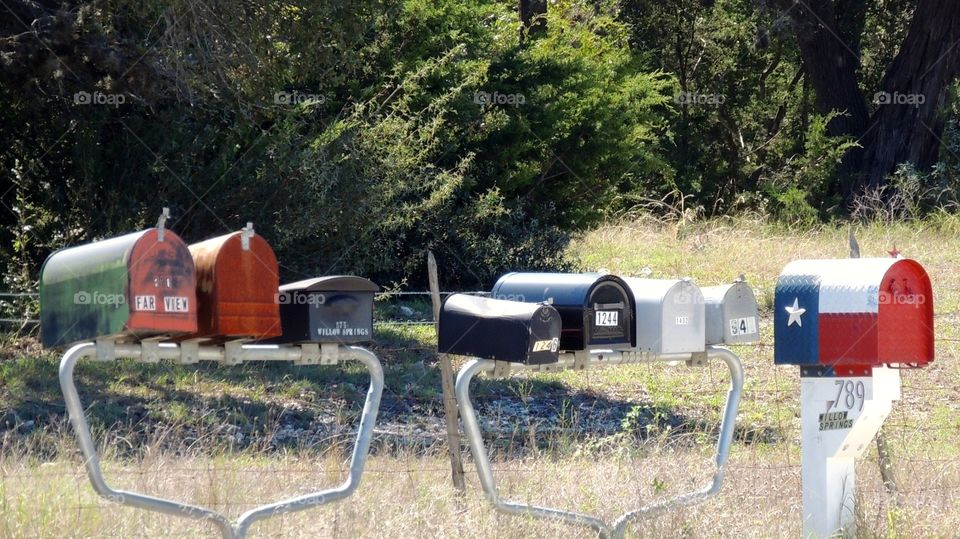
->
490, 272, 634, 351
622, 278, 706, 354
187, 230, 281, 340
280, 275, 380, 293
774, 257, 934, 374
40, 228, 197, 348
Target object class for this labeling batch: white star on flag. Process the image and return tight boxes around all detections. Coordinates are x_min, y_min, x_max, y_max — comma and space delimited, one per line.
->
785, 297, 806, 327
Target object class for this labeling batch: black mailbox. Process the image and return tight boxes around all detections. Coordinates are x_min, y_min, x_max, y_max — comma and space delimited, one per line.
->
490, 273, 634, 351
439, 294, 561, 364
271, 276, 379, 344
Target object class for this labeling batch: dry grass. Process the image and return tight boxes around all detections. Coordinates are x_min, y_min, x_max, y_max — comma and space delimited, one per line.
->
4, 215, 960, 537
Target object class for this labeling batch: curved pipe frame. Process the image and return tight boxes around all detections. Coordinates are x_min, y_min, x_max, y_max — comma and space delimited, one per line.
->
455, 347, 745, 539
59, 341, 384, 539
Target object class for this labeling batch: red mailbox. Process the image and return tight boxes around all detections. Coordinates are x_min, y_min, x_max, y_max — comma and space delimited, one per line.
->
774, 258, 934, 375
185, 225, 282, 340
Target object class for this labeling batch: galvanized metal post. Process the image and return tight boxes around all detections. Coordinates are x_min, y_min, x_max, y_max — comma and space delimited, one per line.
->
59, 341, 384, 538
455, 346, 745, 538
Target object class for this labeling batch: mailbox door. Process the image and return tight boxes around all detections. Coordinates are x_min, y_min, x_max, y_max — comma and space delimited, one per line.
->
659, 281, 705, 353
584, 276, 634, 349
125, 229, 198, 336
273, 276, 379, 344
189, 231, 281, 339
878, 259, 934, 365
703, 282, 760, 345
624, 278, 704, 354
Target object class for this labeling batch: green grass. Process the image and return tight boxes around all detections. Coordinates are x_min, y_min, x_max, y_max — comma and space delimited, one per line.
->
2, 215, 960, 536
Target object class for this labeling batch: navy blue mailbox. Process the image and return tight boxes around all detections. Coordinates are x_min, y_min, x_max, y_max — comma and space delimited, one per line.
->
490, 273, 634, 351
439, 294, 562, 364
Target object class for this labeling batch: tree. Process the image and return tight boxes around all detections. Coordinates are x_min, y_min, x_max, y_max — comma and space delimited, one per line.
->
774, 0, 960, 206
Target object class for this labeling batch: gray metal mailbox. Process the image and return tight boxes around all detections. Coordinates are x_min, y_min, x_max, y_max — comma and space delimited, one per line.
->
701, 277, 760, 345
622, 278, 705, 354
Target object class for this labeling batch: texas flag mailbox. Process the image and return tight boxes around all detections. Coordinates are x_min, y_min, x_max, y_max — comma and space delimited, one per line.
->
774, 258, 934, 375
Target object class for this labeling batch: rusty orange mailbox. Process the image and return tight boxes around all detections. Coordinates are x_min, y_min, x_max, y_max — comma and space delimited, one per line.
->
185, 224, 282, 340
40, 226, 198, 348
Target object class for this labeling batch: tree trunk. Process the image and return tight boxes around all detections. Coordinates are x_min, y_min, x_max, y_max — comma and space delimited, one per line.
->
519, 0, 547, 38
859, 0, 960, 192
782, 0, 960, 207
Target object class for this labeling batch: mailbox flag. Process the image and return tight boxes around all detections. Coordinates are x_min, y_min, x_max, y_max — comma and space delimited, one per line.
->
774, 258, 934, 373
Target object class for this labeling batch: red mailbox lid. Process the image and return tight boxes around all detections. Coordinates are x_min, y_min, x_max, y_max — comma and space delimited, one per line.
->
126, 228, 198, 334
187, 230, 282, 339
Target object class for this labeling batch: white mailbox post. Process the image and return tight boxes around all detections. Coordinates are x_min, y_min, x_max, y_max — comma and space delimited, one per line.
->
799, 368, 901, 537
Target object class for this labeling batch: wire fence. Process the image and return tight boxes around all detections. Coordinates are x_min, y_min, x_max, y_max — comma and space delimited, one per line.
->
2, 290, 960, 537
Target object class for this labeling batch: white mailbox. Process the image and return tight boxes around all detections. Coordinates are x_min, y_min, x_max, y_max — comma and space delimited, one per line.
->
701, 277, 760, 345
622, 278, 705, 354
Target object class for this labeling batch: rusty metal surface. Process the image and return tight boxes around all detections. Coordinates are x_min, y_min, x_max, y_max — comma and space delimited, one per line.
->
187, 230, 281, 339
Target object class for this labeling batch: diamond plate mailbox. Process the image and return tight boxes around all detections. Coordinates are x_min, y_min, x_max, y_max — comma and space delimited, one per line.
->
40, 226, 197, 348
271, 276, 379, 344
490, 272, 634, 351
439, 294, 562, 364
185, 224, 281, 340
622, 277, 705, 354
774, 256, 934, 538
701, 277, 760, 345
774, 257, 933, 375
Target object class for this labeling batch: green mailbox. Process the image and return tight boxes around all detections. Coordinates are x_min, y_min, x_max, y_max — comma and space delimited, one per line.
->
40, 227, 198, 348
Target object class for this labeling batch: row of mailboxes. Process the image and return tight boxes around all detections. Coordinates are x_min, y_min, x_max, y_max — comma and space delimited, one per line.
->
439, 272, 761, 364
39, 221, 378, 349
774, 258, 934, 374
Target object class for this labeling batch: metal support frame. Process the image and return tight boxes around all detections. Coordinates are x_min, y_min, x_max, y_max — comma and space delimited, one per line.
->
455, 346, 745, 539
59, 340, 384, 539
